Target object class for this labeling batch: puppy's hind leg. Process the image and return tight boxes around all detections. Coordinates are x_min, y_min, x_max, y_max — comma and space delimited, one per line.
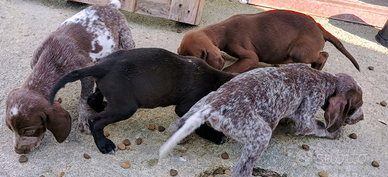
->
230, 122, 272, 177
89, 103, 138, 154
87, 87, 107, 112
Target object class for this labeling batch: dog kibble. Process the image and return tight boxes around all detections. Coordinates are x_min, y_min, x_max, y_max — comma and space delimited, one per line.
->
126, 146, 130, 150
158, 126, 166, 132
122, 161, 131, 168
136, 138, 142, 145
57, 97, 62, 103
372, 161, 379, 167
104, 131, 109, 137
318, 171, 328, 177
302, 144, 310, 151
83, 153, 91, 159
118, 143, 126, 150
224, 169, 231, 176
123, 139, 131, 146
148, 124, 155, 130
170, 169, 178, 176
349, 133, 357, 139
221, 152, 229, 159
380, 101, 387, 107
59, 172, 65, 177
214, 169, 224, 174
19, 155, 28, 163
177, 29, 182, 33
368, 66, 374, 70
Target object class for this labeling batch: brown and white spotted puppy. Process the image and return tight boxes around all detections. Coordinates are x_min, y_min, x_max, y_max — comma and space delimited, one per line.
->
160, 63, 364, 177
5, 0, 135, 154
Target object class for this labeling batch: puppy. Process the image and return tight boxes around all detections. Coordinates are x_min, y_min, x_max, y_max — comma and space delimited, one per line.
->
49, 48, 235, 154
160, 63, 363, 177
178, 10, 360, 73
5, 0, 135, 154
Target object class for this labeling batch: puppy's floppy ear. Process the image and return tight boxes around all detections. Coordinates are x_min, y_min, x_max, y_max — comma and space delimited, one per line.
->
324, 94, 347, 133
204, 46, 224, 70
45, 102, 72, 143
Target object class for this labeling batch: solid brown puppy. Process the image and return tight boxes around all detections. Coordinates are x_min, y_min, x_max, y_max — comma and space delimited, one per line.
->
178, 10, 360, 73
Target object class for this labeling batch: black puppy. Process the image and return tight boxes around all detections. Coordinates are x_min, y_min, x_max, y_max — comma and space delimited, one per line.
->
49, 48, 235, 154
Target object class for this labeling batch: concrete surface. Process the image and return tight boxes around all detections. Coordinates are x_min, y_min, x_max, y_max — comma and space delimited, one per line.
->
0, 0, 387, 177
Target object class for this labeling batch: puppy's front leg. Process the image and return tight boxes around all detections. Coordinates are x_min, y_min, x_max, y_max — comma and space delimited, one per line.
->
79, 77, 95, 133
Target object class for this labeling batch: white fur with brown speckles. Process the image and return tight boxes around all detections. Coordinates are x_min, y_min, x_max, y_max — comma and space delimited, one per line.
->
160, 63, 363, 177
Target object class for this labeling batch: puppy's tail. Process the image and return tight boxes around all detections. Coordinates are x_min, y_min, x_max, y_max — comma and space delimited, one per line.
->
320, 27, 360, 71
49, 66, 101, 105
159, 107, 212, 160
109, 0, 121, 9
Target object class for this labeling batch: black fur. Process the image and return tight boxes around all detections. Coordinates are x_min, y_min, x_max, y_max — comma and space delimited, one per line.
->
49, 48, 235, 153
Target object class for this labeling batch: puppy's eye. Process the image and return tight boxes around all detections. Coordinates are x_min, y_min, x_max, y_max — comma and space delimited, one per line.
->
24, 130, 35, 136
348, 108, 355, 115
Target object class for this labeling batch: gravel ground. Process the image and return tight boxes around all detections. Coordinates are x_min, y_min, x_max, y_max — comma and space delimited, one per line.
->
1, 0, 387, 177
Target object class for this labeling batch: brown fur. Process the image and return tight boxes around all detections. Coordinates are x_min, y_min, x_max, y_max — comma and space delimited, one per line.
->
5, 1, 135, 154
178, 10, 360, 73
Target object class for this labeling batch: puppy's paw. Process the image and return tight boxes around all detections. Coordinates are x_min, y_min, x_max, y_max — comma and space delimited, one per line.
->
195, 124, 227, 145
96, 138, 117, 154
79, 122, 91, 134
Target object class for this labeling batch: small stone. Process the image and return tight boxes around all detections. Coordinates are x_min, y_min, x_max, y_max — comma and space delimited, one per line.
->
123, 139, 131, 146
349, 133, 357, 139
122, 161, 131, 168
224, 169, 231, 176
148, 124, 155, 130
83, 153, 91, 159
59, 172, 65, 177
19, 155, 28, 163
177, 29, 182, 33
380, 101, 387, 107
170, 169, 178, 176
158, 126, 166, 132
302, 144, 310, 151
136, 138, 142, 145
372, 160, 379, 167
318, 171, 328, 177
57, 97, 62, 103
126, 146, 130, 150
368, 66, 374, 70
221, 152, 229, 159
118, 143, 126, 150
214, 169, 224, 174
103, 131, 109, 137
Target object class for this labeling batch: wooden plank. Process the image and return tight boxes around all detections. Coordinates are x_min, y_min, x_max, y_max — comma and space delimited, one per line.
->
121, 0, 136, 12
134, 0, 171, 19
169, 0, 203, 25
193, 0, 205, 25
247, 0, 388, 28
69, 0, 204, 25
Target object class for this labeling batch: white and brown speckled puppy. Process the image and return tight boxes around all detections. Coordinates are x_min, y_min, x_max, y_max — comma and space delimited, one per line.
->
160, 63, 364, 177
5, 0, 135, 154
